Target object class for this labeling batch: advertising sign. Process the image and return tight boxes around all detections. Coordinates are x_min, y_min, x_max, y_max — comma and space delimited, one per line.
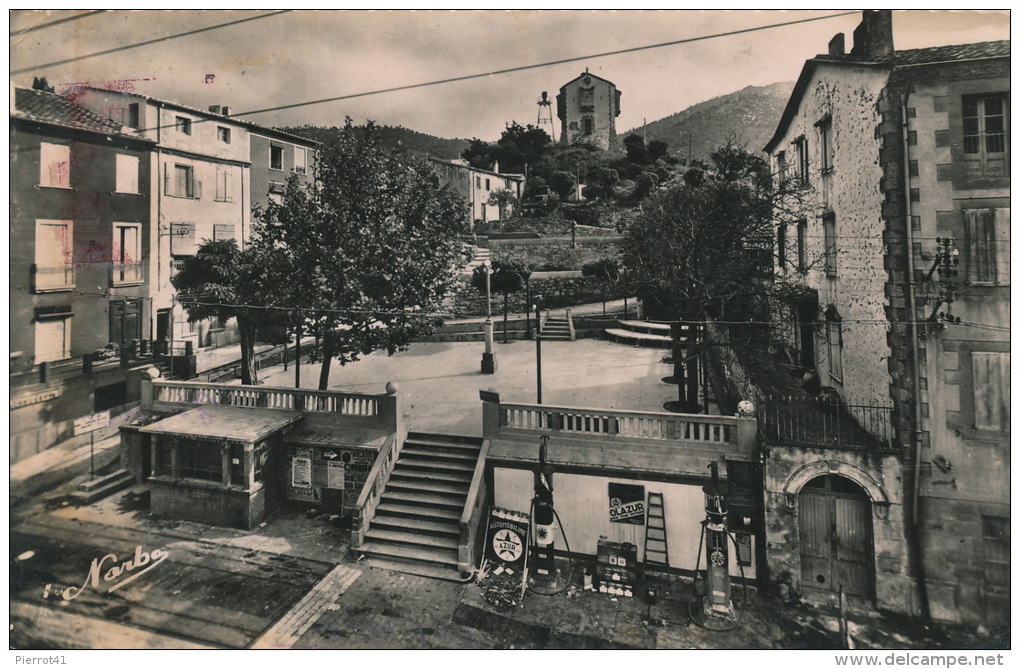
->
291, 456, 312, 488
326, 460, 345, 489
484, 507, 530, 567
609, 483, 646, 525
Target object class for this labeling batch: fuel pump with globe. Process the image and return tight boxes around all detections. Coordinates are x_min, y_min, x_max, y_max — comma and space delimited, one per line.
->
529, 435, 563, 591
690, 461, 743, 630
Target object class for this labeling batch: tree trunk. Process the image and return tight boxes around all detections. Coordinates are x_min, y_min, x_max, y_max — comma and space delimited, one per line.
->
671, 321, 684, 405
237, 317, 259, 386
318, 332, 334, 390
503, 292, 509, 344
602, 284, 607, 315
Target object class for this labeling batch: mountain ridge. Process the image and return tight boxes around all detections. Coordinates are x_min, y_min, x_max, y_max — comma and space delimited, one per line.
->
623, 81, 795, 162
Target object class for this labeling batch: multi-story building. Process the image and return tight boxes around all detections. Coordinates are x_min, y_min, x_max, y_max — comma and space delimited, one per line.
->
428, 158, 524, 231
763, 10, 1009, 625
68, 87, 317, 352
556, 69, 621, 150
10, 86, 156, 461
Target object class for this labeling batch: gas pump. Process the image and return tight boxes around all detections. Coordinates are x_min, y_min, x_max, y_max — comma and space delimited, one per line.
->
690, 461, 744, 631
529, 435, 559, 588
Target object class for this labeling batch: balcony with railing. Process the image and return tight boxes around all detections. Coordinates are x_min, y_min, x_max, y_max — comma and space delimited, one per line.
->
146, 379, 398, 432
758, 395, 899, 452
480, 391, 758, 476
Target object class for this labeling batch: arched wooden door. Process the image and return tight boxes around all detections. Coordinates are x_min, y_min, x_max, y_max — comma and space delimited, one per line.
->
799, 475, 874, 597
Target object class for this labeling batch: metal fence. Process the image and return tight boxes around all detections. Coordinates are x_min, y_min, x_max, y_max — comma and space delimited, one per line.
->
759, 395, 899, 451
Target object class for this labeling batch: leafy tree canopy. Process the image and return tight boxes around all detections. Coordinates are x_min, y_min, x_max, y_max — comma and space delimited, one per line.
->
252, 119, 467, 389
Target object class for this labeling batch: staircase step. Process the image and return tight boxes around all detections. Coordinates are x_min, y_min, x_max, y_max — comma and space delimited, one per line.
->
398, 458, 476, 474
360, 556, 468, 582
375, 502, 462, 522
383, 490, 467, 510
407, 432, 482, 446
391, 469, 473, 485
605, 328, 672, 348
403, 438, 481, 455
618, 320, 672, 335
400, 448, 478, 463
386, 478, 470, 496
366, 528, 460, 551
359, 540, 459, 567
371, 515, 460, 537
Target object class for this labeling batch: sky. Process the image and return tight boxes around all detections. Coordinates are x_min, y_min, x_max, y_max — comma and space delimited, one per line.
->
9, 10, 1012, 142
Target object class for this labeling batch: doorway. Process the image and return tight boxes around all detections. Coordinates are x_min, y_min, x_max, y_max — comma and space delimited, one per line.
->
799, 475, 874, 597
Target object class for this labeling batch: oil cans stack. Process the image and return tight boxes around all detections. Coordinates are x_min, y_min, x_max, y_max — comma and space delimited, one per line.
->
595, 536, 637, 597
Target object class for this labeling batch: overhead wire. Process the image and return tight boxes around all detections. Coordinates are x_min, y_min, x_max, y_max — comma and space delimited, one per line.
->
9, 10, 106, 37
11, 10, 293, 75
33, 10, 859, 135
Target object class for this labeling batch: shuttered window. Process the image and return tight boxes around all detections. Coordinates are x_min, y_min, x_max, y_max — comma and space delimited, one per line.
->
823, 213, 837, 277
40, 142, 71, 188
115, 154, 139, 193
113, 223, 142, 284
972, 352, 1010, 432
35, 219, 74, 291
962, 95, 1008, 179
215, 165, 233, 202
966, 208, 1010, 286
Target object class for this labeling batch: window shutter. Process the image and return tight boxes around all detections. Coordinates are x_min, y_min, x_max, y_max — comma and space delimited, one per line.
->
225, 171, 233, 202
164, 165, 171, 196
966, 208, 995, 284
195, 179, 203, 200
972, 352, 1010, 431
994, 208, 1010, 285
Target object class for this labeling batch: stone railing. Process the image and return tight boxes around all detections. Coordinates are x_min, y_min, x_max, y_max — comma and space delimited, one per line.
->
144, 379, 402, 433
482, 392, 757, 460
351, 432, 403, 548
458, 438, 492, 576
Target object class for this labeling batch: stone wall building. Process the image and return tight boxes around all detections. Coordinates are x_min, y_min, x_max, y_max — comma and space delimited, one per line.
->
556, 70, 621, 150
764, 10, 1009, 624
10, 86, 156, 461
428, 158, 524, 231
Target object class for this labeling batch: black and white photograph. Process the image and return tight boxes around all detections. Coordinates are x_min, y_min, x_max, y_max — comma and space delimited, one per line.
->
8, 9, 1011, 659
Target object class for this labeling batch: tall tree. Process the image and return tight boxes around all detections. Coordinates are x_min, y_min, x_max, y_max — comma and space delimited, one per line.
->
548, 170, 578, 201
487, 188, 518, 232
620, 144, 798, 412
254, 120, 467, 390
494, 122, 552, 173
172, 239, 278, 385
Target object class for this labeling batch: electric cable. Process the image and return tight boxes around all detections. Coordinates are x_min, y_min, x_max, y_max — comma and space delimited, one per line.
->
9, 10, 106, 37
11, 10, 292, 75
230, 11, 859, 122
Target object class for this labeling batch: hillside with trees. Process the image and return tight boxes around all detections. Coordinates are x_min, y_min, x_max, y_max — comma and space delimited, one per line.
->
624, 82, 794, 164
280, 124, 469, 160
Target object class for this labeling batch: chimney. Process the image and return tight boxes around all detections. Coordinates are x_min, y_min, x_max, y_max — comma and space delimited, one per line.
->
221, 106, 231, 117
850, 10, 894, 61
828, 33, 846, 57
493, 160, 500, 174
208, 104, 221, 114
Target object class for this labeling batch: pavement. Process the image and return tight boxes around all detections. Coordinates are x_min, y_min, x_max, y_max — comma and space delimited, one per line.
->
9, 305, 1009, 651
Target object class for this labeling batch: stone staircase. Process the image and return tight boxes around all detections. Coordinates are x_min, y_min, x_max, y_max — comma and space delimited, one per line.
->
359, 432, 482, 581
605, 320, 672, 348
540, 313, 574, 341
464, 245, 492, 274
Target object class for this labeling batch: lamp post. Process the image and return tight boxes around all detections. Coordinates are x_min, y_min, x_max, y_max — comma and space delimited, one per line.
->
534, 295, 543, 404
525, 277, 532, 340
481, 260, 497, 374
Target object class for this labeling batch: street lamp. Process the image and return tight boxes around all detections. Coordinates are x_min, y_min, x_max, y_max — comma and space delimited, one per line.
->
481, 260, 497, 374
534, 295, 543, 404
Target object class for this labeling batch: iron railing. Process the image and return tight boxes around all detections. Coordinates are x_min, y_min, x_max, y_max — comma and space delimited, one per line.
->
759, 395, 899, 451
